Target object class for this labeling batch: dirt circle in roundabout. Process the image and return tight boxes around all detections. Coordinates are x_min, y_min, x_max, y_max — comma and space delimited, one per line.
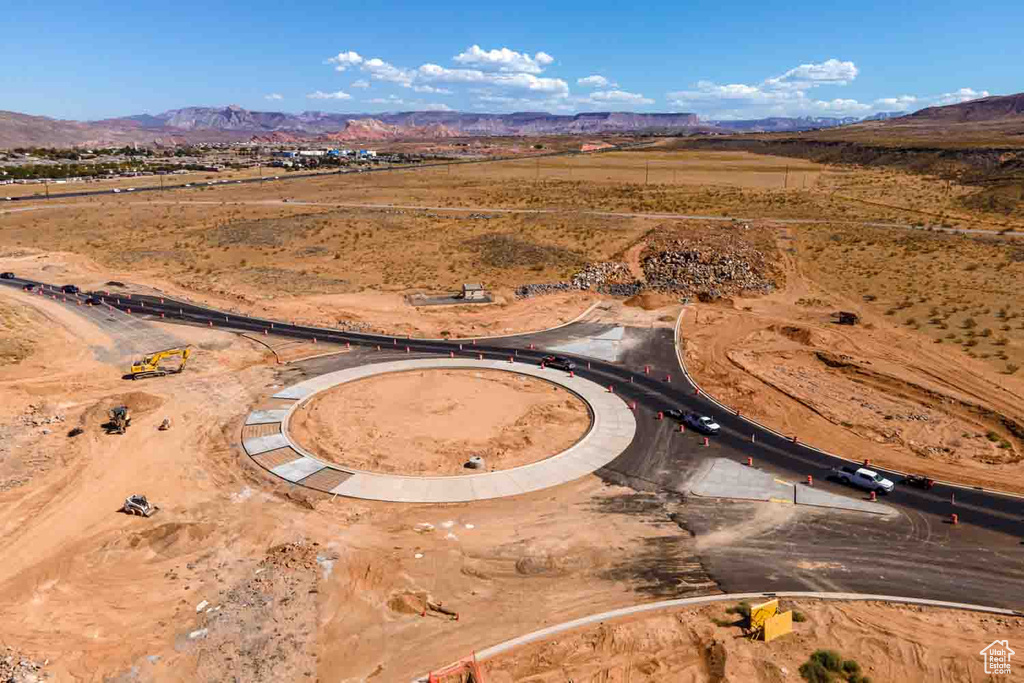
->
287, 368, 592, 476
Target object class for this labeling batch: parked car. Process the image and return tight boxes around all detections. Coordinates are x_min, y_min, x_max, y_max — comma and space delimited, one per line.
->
23, 283, 37, 291
902, 474, 935, 489
85, 296, 103, 306
833, 466, 894, 493
112, 188, 121, 193
61, 284, 80, 294
664, 408, 684, 421
683, 412, 721, 434
0, 272, 14, 279
542, 355, 576, 371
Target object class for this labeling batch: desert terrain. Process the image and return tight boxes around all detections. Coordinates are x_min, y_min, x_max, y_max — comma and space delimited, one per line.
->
2, 143, 1023, 682
482, 599, 1024, 682
290, 368, 590, 475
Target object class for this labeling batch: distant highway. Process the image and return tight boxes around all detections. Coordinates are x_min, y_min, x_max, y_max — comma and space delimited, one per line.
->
3, 274, 1023, 539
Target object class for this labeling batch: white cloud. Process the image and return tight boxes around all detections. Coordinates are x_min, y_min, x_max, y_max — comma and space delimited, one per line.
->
586, 90, 654, 105
812, 98, 872, 113
764, 58, 859, 90
453, 45, 554, 74
418, 64, 569, 96
307, 90, 352, 100
350, 79, 370, 89
667, 58, 869, 117
932, 87, 990, 106
423, 103, 453, 111
578, 75, 614, 88
363, 58, 416, 87
264, 93, 283, 101
413, 84, 453, 94
327, 51, 363, 72
367, 95, 405, 105
874, 95, 917, 109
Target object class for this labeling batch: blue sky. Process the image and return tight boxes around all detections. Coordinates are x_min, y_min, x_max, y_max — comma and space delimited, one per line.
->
2, 0, 1020, 121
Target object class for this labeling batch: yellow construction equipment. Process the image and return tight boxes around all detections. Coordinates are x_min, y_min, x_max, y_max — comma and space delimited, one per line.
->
129, 346, 193, 380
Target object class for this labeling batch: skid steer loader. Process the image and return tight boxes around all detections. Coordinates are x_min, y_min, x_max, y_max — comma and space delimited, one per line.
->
121, 494, 159, 517
107, 406, 131, 434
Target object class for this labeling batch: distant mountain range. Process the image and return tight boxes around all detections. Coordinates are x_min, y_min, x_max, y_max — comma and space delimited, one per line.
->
1, 94, 1021, 148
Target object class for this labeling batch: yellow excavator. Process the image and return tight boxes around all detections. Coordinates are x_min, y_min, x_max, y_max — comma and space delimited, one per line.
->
129, 346, 193, 380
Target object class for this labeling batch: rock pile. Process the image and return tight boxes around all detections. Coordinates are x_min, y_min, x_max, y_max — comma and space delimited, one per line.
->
1, 646, 46, 683
515, 261, 641, 299
641, 244, 776, 299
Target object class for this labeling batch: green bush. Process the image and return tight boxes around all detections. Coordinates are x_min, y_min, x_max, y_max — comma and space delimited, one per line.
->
810, 650, 843, 671
792, 610, 808, 623
799, 649, 869, 683
799, 661, 832, 683
725, 601, 751, 618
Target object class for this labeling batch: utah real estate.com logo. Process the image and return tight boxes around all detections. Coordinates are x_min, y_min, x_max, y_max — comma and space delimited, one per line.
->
980, 640, 1014, 675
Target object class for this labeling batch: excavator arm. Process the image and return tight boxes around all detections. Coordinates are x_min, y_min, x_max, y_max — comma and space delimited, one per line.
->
129, 346, 193, 379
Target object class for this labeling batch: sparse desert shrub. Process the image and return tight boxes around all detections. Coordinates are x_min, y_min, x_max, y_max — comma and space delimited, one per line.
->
1006, 363, 1020, 375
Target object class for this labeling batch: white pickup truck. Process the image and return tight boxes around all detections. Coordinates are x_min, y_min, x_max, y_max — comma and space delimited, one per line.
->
833, 465, 894, 493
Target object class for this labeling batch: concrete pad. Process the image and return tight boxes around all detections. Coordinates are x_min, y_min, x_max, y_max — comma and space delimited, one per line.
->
690, 458, 794, 502
548, 326, 627, 362
245, 409, 289, 425
795, 484, 895, 515
271, 457, 325, 482
243, 432, 291, 456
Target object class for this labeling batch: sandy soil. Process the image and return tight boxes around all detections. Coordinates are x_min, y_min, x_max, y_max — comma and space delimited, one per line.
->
680, 227, 1024, 492
481, 599, 1024, 682
0, 287, 715, 682
289, 369, 590, 475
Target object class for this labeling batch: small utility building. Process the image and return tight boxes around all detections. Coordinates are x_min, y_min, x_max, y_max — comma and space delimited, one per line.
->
461, 283, 487, 300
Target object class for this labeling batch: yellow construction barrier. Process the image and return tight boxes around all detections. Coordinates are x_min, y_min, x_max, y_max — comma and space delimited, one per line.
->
749, 599, 779, 631
764, 610, 794, 642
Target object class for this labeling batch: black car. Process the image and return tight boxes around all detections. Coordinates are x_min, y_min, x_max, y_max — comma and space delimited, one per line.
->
61, 284, 80, 294
23, 283, 36, 291
85, 296, 104, 306
0, 272, 14, 279
542, 355, 576, 371
664, 408, 684, 421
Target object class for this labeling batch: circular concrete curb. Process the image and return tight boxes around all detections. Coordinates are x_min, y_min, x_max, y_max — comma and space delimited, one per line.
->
241, 358, 636, 502
415, 590, 1024, 680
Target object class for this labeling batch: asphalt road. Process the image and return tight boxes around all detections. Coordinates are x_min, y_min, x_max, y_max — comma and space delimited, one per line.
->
5, 275, 1024, 608
4, 275, 1021, 539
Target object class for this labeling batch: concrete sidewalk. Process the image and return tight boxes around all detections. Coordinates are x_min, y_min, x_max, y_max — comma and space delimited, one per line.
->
689, 458, 894, 515
242, 358, 637, 503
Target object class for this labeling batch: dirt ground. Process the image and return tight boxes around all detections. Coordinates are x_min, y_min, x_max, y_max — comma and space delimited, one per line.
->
680, 226, 1024, 492
3, 148, 1014, 339
481, 599, 1024, 682
4, 146, 1024, 681
289, 369, 590, 475
0, 285, 714, 682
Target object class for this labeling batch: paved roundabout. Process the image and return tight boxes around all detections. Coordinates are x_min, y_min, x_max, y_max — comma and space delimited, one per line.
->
241, 358, 637, 502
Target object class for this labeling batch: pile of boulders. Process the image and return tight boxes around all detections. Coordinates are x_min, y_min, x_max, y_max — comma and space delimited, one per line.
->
641, 242, 777, 298
568, 262, 634, 289
1, 646, 46, 683
515, 261, 642, 299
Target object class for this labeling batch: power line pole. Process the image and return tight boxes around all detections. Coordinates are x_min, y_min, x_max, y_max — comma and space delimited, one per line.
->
645, 161, 649, 185
535, 157, 539, 180
784, 165, 790, 188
